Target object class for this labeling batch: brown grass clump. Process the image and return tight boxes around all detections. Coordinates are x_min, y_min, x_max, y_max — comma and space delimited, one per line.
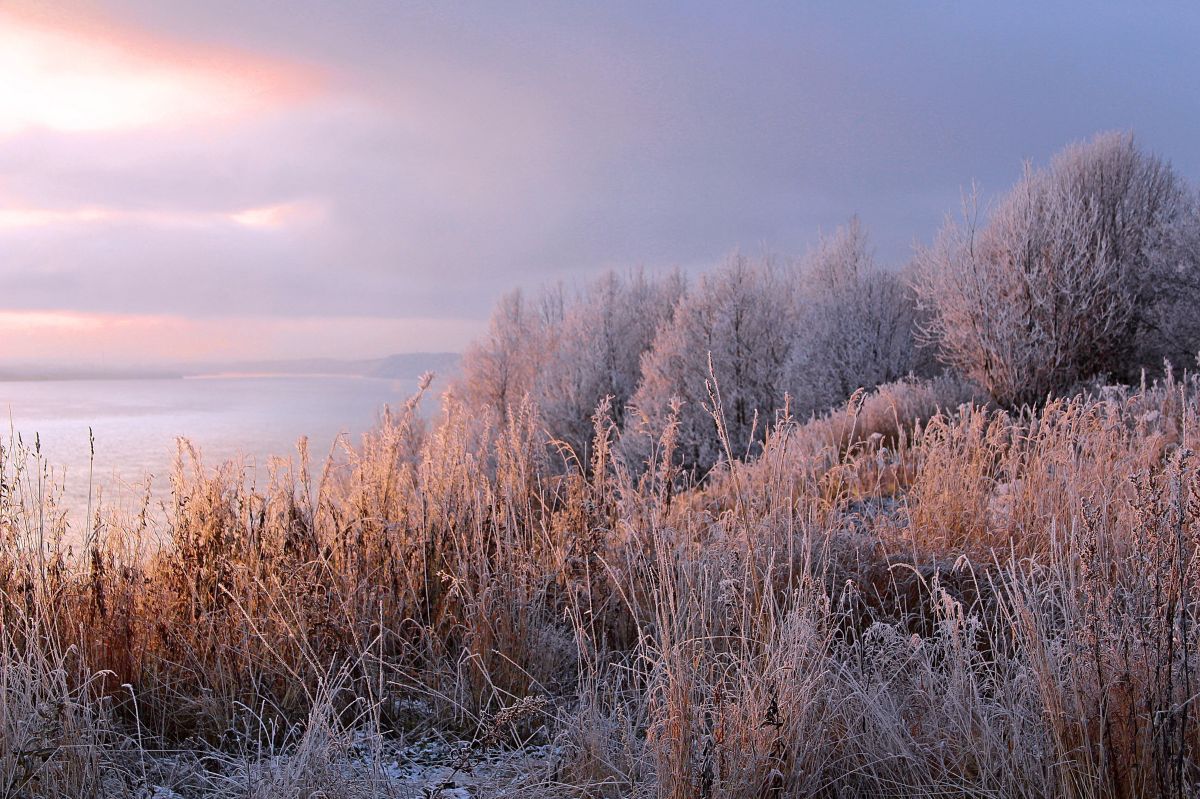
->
2, 371, 1200, 796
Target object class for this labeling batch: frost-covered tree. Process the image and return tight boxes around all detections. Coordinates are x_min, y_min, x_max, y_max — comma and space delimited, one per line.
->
914, 132, 1200, 406
537, 268, 684, 460
787, 219, 918, 416
1141, 186, 1200, 369
458, 271, 681, 455
629, 255, 796, 472
458, 287, 562, 418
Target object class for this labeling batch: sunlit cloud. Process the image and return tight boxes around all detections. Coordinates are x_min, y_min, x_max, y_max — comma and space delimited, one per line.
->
0, 8, 316, 136
228, 201, 325, 229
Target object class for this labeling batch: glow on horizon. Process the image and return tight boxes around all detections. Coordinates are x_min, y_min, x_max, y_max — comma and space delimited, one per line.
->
0, 8, 315, 136
0, 311, 482, 364
0, 311, 96, 331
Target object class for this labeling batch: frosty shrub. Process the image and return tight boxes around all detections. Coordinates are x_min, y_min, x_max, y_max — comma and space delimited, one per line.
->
913, 131, 1200, 407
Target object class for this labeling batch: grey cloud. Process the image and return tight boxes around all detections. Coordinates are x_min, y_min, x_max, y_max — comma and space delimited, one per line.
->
3, 1, 1199, 334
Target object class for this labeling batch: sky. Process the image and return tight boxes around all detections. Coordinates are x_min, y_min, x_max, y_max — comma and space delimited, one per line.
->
1, 1, 1198, 366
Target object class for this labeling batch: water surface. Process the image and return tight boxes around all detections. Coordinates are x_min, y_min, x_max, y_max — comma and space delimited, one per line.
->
0, 375, 434, 523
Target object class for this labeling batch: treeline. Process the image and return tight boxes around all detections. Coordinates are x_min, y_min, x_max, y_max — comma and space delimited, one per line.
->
456, 132, 1200, 471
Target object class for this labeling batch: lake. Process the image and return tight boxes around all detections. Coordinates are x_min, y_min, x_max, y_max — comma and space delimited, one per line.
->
0, 374, 439, 524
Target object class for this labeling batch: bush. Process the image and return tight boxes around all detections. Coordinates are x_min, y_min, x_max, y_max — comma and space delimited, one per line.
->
913, 131, 1200, 407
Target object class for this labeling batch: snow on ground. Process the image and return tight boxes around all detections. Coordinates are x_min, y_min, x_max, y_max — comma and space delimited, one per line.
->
139, 736, 564, 798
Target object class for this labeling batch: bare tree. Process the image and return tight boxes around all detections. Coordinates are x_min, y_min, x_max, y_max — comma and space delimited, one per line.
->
913, 132, 1199, 406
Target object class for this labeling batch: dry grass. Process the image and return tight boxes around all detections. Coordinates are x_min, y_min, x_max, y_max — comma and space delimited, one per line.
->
1, 370, 1199, 796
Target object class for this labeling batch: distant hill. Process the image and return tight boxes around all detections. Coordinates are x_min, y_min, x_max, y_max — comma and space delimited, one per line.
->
365, 352, 461, 379
0, 353, 461, 382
